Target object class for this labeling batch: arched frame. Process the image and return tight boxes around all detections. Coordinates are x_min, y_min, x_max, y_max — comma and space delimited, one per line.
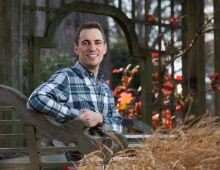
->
43, 2, 141, 57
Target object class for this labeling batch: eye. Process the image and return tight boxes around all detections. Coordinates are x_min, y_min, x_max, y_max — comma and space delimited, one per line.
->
81, 41, 89, 45
95, 41, 102, 45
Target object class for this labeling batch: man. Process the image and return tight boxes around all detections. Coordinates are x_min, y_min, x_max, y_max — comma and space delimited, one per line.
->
26, 22, 123, 161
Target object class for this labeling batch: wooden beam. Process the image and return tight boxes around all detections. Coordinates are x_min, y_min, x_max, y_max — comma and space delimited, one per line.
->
214, 0, 220, 117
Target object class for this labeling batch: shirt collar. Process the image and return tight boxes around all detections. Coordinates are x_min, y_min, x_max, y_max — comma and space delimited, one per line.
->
73, 61, 104, 79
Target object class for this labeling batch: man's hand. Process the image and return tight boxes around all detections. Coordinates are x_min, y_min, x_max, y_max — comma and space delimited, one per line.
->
78, 109, 103, 128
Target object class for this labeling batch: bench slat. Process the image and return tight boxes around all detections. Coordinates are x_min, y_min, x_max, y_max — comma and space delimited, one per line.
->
40, 162, 80, 168
0, 106, 14, 112
0, 134, 26, 139
128, 142, 143, 148
0, 120, 22, 125
0, 147, 28, 153
38, 146, 78, 152
125, 134, 151, 138
0, 163, 30, 168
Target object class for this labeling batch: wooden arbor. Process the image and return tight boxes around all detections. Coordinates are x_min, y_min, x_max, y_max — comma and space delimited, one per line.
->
23, 0, 154, 126
2, 0, 218, 128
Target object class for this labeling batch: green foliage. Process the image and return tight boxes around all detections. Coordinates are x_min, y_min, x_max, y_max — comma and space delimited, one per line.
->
109, 34, 141, 90
23, 52, 75, 82
40, 53, 75, 82
23, 52, 75, 95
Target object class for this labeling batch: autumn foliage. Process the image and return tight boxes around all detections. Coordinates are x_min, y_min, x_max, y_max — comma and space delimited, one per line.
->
108, 13, 220, 131
110, 61, 219, 131
111, 64, 141, 120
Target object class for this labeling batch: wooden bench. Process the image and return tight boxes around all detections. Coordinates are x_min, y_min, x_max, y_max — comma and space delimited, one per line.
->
0, 85, 129, 169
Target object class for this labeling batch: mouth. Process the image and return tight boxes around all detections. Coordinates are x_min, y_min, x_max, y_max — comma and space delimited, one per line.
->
87, 54, 98, 58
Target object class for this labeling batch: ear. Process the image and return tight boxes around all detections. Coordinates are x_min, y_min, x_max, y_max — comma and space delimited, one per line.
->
103, 43, 107, 55
74, 44, 79, 55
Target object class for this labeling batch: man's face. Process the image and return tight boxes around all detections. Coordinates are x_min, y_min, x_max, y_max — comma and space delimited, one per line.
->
74, 28, 107, 72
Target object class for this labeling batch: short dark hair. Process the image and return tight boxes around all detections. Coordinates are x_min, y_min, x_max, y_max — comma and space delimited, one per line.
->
75, 22, 105, 45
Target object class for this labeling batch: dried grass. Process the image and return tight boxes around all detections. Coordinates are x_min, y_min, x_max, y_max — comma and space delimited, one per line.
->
75, 116, 220, 170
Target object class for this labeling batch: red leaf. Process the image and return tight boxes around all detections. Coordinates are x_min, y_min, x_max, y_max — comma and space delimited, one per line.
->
128, 113, 133, 119
166, 110, 171, 115
170, 17, 179, 24
210, 73, 219, 82
162, 82, 173, 94
105, 80, 110, 85
157, 33, 163, 38
215, 83, 220, 90
213, 73, 219, 80
112, 69, 120, 73
136, 101, 142, 111
146, 14, 157, 23
176, 105, 182, 110
210, 73, 220, 92
175, 75, 182, 80
63, 167, 71, 170
164, 75, 171, 80
168, 120, 173, 130
151, 52, 159, 58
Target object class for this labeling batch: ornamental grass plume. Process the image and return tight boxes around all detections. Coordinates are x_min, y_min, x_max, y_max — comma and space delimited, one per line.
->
74, 115, 220, 170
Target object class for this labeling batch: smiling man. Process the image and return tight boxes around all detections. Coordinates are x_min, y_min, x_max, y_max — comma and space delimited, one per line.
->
26, 22, 122, 161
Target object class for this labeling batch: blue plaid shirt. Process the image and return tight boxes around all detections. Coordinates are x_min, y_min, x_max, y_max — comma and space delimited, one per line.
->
26, 61, 122, 134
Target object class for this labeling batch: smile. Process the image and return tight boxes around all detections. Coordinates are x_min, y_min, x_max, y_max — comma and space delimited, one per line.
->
87, 54, 98, 58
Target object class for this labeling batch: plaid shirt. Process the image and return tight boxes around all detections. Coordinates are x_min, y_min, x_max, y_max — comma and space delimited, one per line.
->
27, 61, 122, 134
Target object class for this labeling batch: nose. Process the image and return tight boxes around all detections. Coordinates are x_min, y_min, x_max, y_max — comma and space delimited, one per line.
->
89, 42, 96, 51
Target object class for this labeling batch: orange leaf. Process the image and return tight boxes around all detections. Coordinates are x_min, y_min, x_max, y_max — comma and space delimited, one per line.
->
122, 76, 132, 88
162, 118, 166, 124
152, 114, 159, 121
131, 66, 139, 74
152, 72, 159, 78
118, 92, 133, 104
164, 75, 171, 80
112, 86, 123, 96
118, 104, 127, 110
162, 82, 173, 94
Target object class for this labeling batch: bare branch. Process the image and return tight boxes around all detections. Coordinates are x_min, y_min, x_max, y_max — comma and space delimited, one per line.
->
162, 3, 220, 70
